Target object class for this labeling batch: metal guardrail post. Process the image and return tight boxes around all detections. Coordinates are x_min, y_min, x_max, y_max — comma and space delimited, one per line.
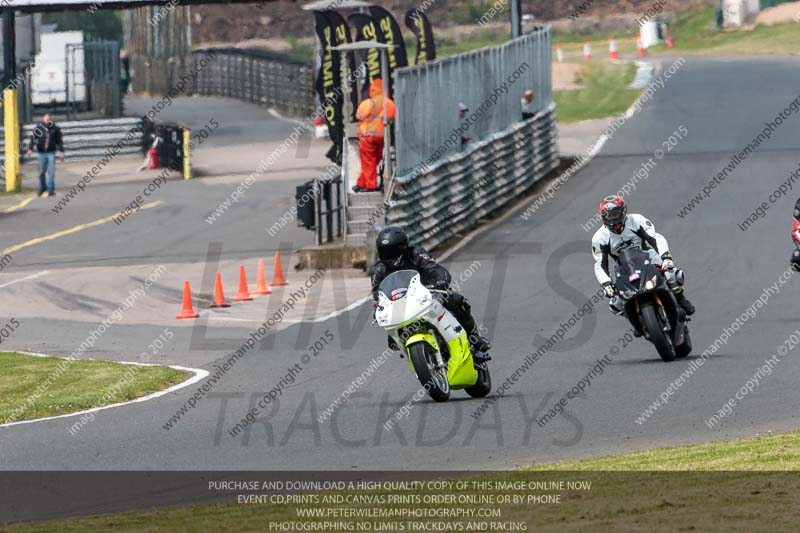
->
314, 178, 322, 247
336, 178, 343, 239
324, 179, 333, 243
310, 176, 345, 246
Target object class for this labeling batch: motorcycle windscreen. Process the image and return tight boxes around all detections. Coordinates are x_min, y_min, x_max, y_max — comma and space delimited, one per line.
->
379, 270, 418, 301
614, 248, 651, 291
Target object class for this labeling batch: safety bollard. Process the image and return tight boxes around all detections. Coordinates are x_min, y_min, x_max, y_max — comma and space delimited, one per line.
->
4, 88, 20, 192
182, 128, 192, 180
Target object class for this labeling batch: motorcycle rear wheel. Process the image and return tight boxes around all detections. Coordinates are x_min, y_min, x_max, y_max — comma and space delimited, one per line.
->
641, 304, 676, 362
408, 342, 450, 402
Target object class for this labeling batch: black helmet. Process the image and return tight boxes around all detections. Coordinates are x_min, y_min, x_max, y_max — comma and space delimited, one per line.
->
376, 226, 409, 265
599, 195, 627, 234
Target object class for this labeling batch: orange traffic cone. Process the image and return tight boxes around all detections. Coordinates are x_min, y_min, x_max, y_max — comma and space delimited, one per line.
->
210, 272, 231, 308
637, 32, 647, 57
176, 280, 200, 319
253, 259, 272, 295
608, 35, 619, 61
583, 40, 592, 61
270, 252, 289, 287
234, 265, 253, 302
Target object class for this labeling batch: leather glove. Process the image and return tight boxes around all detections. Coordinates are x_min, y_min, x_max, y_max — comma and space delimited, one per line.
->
602, 282, 615, 298
660, 252, 674, 271
427, 280, 450, 291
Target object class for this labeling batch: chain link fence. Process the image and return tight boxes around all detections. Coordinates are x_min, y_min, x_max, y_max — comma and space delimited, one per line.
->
394, 26, 553, 177
385, 27, 558, 251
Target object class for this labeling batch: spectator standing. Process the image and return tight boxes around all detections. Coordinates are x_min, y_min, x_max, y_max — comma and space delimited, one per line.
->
26, 113, 64, 197
354, 78, 396, 193
120, 49, 131, 95
458, 103, 471, 149
521, 89, 535, 120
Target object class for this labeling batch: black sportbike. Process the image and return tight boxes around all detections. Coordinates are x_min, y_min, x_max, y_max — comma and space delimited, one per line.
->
612, 247, 691, 362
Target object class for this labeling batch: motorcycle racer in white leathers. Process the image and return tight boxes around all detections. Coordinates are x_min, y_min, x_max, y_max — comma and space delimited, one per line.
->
592, 195, 695, 318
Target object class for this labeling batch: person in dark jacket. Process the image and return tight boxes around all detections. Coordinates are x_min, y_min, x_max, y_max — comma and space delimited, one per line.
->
521, 89, 535, 120
26, 113, 65, 197
370, 226, 492, 354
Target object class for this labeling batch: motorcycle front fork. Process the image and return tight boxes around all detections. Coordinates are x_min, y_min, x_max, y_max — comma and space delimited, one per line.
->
433, 349, 447, 370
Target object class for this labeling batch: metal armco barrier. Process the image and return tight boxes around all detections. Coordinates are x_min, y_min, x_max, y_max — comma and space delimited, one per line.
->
192, 48, 315, 117
0, 117, 143, 162
387, 103, 558, 251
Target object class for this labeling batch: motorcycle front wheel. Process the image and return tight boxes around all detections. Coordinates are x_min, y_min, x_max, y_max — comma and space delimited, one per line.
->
408, 342, 450, 402
641, 303, 676, 362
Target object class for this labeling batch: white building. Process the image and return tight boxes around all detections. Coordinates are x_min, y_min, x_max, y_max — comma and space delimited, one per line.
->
722, 0, 761, 27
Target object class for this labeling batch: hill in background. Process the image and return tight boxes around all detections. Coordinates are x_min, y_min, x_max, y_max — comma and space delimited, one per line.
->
191, 0, 714, 47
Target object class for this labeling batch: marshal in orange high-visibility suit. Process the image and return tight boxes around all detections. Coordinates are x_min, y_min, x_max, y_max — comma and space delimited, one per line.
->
354, 78, 396, 192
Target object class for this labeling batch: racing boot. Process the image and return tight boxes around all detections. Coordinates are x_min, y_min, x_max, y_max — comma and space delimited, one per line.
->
792, 249, 800, 272
449, 296, 492, 356
674, 290, 695, 317
469, 330, 492, 354
464, 322, 491, 360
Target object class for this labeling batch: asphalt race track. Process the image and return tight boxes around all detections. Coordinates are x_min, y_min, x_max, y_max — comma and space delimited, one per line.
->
2, 56, 800, 481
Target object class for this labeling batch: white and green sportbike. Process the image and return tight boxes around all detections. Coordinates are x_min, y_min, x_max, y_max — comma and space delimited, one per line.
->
375, 270, 491, 402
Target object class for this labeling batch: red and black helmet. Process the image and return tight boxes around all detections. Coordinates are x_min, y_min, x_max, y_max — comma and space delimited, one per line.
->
599, 195, 627, 234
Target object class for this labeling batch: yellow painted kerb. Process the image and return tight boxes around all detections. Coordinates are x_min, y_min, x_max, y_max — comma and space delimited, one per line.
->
4, 196, 35, 213
1, 200, 163, 256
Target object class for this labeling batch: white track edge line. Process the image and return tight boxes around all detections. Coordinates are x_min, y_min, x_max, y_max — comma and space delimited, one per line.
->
0, 352, 209, 429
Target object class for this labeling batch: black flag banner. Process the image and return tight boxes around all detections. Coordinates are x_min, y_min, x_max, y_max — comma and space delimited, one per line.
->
313, 10, 344, 164
405, 8, 436, 65
325, 10, 359, 123
368, 5, 408, 98
348, 13, 382, 101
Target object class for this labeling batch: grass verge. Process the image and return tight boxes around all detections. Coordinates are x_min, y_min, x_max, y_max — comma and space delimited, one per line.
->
553, 7, 799, 60
6, 430, 800, 532
554, 61, 639, 123
0, 351, 189, 424
650, 6, 800, 56
436, 31, 511, 57
527, 429, 800, 471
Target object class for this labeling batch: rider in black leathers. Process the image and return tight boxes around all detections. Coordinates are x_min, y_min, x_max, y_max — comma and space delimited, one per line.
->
791, 197, 800, 272
370, 226, 491, 354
